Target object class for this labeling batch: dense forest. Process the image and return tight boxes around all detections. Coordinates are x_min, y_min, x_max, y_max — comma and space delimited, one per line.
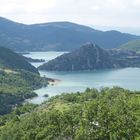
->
0, 87, 139, 140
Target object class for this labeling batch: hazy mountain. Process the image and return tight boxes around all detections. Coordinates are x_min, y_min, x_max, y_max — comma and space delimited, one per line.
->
38, 43, 140, 71
0, 17, 139, 51
119, 39, 140, 54
0, 46, 38, 73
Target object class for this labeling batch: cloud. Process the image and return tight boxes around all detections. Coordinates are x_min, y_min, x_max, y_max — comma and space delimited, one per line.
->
0, 0, 56, 23
0, 0, 140, 27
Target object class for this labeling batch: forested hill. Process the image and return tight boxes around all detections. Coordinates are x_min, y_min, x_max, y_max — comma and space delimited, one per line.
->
0, 16, 139, 51
0, 87, 139, 139
0, 46, 38, 74
38, 43, 140, 71
0, 47, 48, 115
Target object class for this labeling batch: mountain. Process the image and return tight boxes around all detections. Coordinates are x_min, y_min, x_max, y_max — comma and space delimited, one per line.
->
38, 43, 140, 71
0, 17, 139, 51
119, 39, 140, 54
0, 46, 38, 73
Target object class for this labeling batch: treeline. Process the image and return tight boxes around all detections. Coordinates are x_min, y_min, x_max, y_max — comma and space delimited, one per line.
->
0, 87, 139, 140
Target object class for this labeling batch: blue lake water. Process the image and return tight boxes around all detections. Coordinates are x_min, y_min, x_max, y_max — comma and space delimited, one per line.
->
24, 52, 140, 104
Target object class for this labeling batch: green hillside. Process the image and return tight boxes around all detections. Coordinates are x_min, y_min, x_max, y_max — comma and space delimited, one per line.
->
0, 46, 38, 74
0, 69, 48, 115
119, 39, 140, 53
0, 47, 48, 115
0, 87, 139, 140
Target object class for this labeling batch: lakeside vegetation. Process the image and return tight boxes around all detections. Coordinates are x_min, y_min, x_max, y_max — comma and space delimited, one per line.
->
0, 46, 49, 116
0, 69, 48, 115
0, 87, 139, 140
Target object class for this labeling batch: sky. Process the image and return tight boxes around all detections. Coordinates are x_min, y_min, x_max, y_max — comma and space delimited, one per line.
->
0, 0, 140, 34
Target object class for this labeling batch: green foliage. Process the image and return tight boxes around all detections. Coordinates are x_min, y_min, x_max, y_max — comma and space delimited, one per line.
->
0, 70, 48, 115
0, 87, 139, 140
0, 103, 38, 126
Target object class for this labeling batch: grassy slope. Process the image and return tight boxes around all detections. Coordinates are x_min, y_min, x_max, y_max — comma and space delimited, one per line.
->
119, 39, 140, 53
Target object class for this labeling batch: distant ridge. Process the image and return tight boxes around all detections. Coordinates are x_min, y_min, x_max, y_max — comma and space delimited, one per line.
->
0, 17, 139, 51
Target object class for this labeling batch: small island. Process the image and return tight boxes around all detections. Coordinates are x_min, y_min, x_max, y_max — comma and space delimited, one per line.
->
43, 94, 49, 97
23, 56, 45, 63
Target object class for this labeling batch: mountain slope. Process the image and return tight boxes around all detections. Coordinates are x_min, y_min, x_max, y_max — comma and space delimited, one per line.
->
119, 39, 140, 53
0, 46, 38, 73
0, 17, 139, 51
38, 43, 140, 71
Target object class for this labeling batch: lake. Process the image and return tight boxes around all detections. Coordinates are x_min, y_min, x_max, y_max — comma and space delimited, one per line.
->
24, 52, 140, 104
